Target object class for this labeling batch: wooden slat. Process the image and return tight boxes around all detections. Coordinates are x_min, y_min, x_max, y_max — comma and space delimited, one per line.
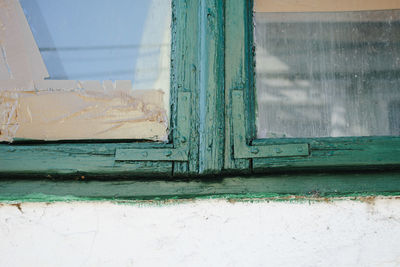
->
171, 0, 200, 175
0, 143, 172, 176
198, 0, 225, 174
224, 0, 251, 172
253, 137, 400, 171
2, 172, 400, 201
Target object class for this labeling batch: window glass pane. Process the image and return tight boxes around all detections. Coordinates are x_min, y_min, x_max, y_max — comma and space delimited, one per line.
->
255, 0, 400, 138
0, 0, 170, 141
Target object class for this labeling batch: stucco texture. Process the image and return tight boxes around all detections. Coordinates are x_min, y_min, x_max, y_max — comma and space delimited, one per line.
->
1, 198, 400, 266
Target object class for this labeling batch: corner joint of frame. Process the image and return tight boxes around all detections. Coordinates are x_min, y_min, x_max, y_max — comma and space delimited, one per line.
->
231, 89, 310, 159
114, 92, 191, 162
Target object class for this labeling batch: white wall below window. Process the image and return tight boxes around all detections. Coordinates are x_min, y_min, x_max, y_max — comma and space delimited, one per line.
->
1, 198, 400, 267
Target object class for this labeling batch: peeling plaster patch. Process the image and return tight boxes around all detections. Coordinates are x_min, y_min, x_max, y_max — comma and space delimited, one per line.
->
0, 86, 168, 141
10, 203, 22, 213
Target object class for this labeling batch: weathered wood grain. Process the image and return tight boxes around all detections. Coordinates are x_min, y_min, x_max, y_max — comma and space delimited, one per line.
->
0, 142, 172, 176
198, 0, 225, 174
172, 0, 199, 175
224, 0, 252, 172
2, 171, 400, 201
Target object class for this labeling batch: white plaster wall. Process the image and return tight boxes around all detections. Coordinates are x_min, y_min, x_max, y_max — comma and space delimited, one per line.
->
1, 198, 400, 267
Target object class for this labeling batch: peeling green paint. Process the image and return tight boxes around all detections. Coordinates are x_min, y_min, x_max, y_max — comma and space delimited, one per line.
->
225, 0, 400, 172
1, 192, 400, 206
198, 0, 225, 174
0, 0, 199, 178
0, 0, 399, 203
1, 171, 400, 203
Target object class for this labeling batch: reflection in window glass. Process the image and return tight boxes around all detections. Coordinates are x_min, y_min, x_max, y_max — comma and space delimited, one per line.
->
20, 0, 170, 86
0, 0, 170, 141
255, 1, 400, 138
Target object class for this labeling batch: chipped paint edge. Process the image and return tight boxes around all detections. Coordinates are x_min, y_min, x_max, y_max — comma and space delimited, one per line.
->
1, 192, 400, 206
2, 171, 400, 203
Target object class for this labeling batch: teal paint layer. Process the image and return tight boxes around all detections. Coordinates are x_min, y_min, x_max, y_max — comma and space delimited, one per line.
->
253, 136, 400, 171
0, 0, 399, 180
225, 0, 400, 174
2, 171, 400, 202
0, 0, 196, 178
198, 0, 225, 174
172, 0, 200, 175
0, 143, 172, 176
232, 90, 309, 158
224, 0, 251, 172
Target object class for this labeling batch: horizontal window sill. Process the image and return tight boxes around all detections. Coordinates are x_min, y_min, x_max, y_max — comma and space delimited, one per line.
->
1, 170, 400, 202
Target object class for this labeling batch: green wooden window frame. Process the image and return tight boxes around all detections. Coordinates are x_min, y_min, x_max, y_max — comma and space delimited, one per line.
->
224, 0, 400, 174
1, 0, 400, 180
0, 0, 205, 178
